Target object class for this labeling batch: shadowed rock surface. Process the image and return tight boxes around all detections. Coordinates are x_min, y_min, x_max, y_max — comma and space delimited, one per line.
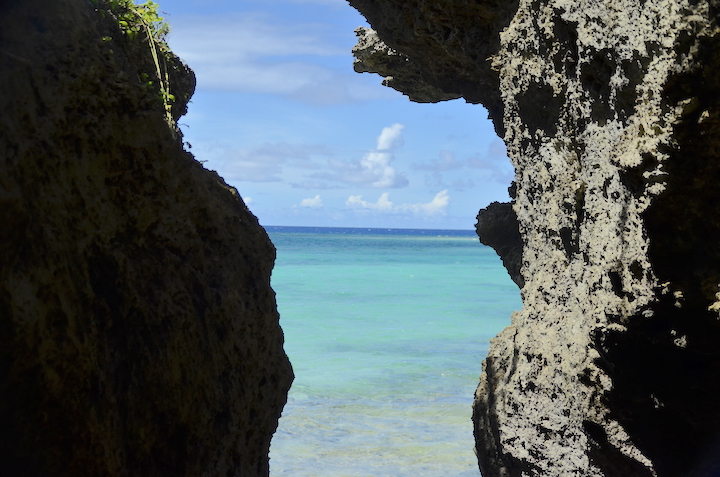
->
349, 0, 519, 134
351, 0, 720, 475
476, 200, 524, 288
0, 1, 292, 475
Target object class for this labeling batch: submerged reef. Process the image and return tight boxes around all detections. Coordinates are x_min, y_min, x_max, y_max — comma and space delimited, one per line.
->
0, 0, 292, 475
351, 0, 720, 475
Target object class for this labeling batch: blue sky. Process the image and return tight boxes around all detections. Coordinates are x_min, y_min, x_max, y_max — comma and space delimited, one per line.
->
157, 0, 513, 230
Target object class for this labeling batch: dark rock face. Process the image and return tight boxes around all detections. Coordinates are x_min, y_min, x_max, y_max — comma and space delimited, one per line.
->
0, 1, 292, 476
353, 26, 463, 103
349, 0, 518, 134
476, 201, 524, 288
350, 0, 720, 475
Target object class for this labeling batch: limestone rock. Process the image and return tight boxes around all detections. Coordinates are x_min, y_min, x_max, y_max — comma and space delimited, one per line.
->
349, 0, 519, 133
352, 26, 462, 103
350, 0, 720, 475
0, 1, 292, 475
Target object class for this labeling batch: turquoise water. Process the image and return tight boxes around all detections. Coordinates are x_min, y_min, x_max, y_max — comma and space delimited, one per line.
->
267, 227, 521, 477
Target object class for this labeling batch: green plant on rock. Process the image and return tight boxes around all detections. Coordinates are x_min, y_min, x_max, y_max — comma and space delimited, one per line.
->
92, 0, 176, 124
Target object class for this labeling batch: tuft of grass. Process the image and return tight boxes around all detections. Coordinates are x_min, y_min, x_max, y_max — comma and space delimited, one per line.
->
92, 0, 176, 123
92, 0, 169, 43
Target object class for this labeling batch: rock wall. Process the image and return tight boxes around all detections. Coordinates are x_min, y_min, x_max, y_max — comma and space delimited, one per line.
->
350, 0, 720, 475
0, 1, 292, 475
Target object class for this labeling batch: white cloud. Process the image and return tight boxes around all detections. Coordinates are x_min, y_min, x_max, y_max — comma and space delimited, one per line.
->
167, 13, 340, 94
298, 195, 323, 208
466, 138, 514, 183
345, 190, 449, 216
313, 124, 408, 188
346, 192, 393, 211
412, 139, 513, 187
288, 72, 396, 105
190, 61, 334, 96
359, 151, 407, 188
290, 180, 334, 189
423, 171, 476, 191
376, 123, 405, 150
412, 150, 463, 172
166, 13, 393, 104
219, 142, 333, 182
397, 190, 449, 215
451, 178, 475, 190
170, 13, 341, 61
243, 196, 253, 204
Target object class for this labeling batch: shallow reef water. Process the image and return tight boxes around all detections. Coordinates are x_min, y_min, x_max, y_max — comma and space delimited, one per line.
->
266, 227, 520, 477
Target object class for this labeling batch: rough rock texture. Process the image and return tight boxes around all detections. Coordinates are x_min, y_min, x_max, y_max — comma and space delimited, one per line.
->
352, 27, 463, 103
475, 199, 524, 288
0, 1, 292, 476
351, 0, 720, 475
349, 0, 519, 131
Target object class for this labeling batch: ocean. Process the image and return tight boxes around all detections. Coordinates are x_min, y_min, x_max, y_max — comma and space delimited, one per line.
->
266, 226, 522, 477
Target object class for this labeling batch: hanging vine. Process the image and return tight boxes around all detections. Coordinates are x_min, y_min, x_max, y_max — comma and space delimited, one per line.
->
92, 0, 176, 125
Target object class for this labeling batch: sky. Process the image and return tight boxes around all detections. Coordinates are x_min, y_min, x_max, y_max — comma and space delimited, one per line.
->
156, 0, 513, 230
